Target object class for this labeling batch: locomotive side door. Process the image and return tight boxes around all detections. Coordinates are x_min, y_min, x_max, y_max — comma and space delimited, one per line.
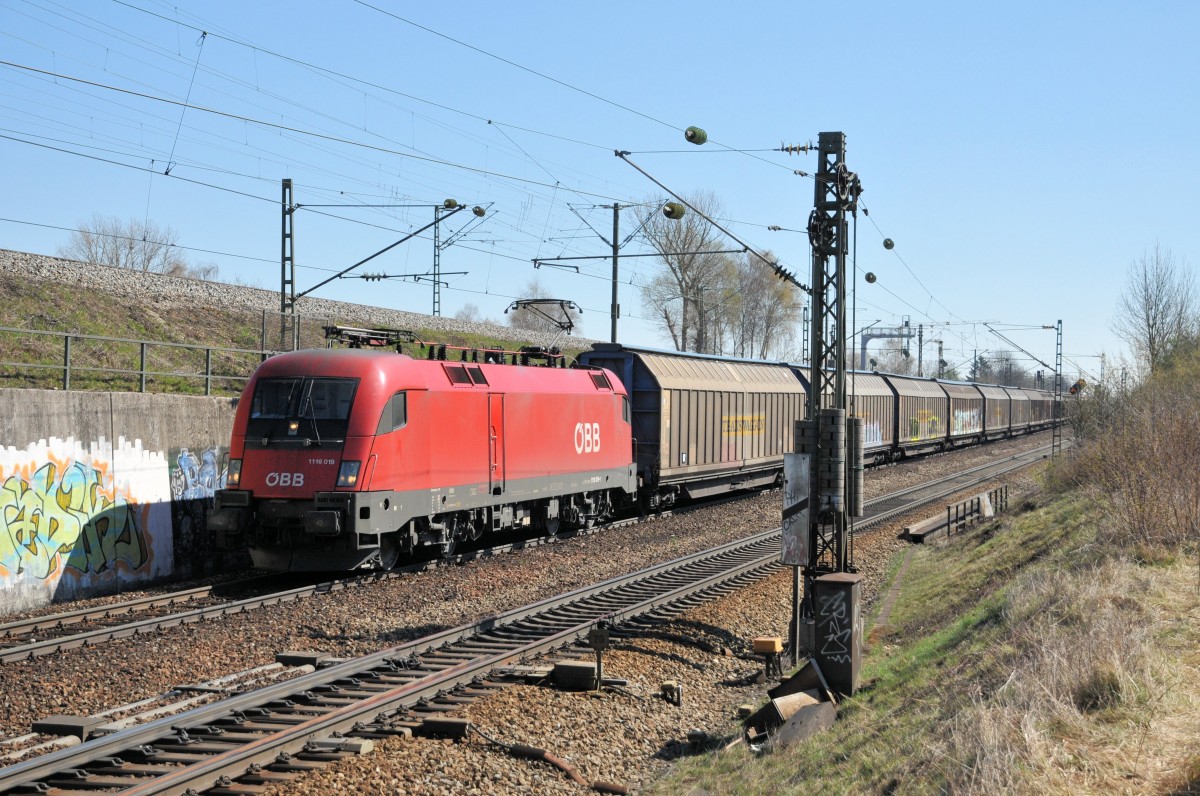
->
488, 393, 505, 494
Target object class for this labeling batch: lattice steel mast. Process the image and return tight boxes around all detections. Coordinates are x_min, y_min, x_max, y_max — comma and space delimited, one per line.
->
805, 131, 860, 577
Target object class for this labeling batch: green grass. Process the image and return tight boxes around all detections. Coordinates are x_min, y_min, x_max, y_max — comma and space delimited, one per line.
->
649, 483, 1197, 795
0, 273, 586, 396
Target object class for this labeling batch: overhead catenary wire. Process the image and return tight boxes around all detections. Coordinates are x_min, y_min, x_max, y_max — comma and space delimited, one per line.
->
1, 9, 1062, 367
3, 6, 811, 298
0, 61, 629, 203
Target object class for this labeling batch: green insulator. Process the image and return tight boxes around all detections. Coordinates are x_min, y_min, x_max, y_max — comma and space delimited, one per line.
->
662, 202, 686, 220
883, 238, 894, 250
443, 198, 459, 209
472, 206, 486, 217
684, 126, 708, 145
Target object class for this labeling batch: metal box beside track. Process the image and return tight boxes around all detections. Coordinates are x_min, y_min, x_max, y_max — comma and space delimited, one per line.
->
579, 344, 807, 501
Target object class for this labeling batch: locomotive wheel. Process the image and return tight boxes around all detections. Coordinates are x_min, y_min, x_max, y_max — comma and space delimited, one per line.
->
379, 534, 403, 570
539, 506, 561, 536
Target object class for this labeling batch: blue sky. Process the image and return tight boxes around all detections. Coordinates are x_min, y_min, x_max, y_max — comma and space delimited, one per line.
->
1, 1, 1196, 382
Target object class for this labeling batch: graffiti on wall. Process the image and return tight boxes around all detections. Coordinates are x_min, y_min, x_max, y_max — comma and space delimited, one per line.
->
171, 447, 224, 501
169, 447, 228, 577
0, 437, 172, 592
0, 461, 147, 579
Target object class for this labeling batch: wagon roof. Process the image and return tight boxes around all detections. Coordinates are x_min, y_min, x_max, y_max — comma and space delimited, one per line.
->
634, 350, 804, 393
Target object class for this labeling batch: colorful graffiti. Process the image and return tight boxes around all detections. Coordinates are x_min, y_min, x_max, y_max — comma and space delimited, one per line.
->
171, 447, 224, 501
952, 408, 982, 435
0, 437, 172, 596
169, 446, 228, 578
907, 410, 942, 441
0, 461, 147, 579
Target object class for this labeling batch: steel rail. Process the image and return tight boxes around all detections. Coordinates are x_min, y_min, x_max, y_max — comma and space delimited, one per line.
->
0, 446, 1054, 794
0, 442, 1055, 666
0, 586, 217, 638
0, 530, 778, 794
0, 488, 756, 665
861, 444, 1055, 528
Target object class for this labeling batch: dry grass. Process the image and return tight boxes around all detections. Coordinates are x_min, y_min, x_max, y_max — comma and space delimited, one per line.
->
937, 559, 1200, 794
651, 481, 1200, 796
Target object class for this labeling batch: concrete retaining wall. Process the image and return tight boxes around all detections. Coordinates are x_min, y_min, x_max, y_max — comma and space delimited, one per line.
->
0, 389, 238, 614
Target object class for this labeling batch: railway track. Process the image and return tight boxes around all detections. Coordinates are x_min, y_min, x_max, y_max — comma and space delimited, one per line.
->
0, 444, 1052, 795
856, 443, 1054, 530
0, 442, 1054, 666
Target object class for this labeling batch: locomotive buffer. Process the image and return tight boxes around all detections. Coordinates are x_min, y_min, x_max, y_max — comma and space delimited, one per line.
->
782, 132, 866, 697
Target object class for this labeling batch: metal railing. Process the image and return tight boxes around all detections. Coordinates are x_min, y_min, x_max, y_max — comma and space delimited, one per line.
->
0, 326, 272, 397
0, 310, 342, 397
946, 484, 1009, 536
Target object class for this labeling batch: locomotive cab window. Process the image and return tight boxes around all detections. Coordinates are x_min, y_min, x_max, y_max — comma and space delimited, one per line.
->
622, 395, 630, 423
248, 377, 358, 443
375, 392, 408, 435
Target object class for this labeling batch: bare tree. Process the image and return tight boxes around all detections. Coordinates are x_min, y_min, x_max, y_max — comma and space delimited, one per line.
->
729, 250, 803, 359
636, 192, 729, 353
506, 278, 582, 334
58, 214, 217, 279
990, 351, 1032, 387
874, 338, 915, 374
455, 302, 500, 326
1112, 243, 1197, 375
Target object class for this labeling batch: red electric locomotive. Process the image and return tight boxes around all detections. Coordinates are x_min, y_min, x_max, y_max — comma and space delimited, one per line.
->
209, 342, 637, 571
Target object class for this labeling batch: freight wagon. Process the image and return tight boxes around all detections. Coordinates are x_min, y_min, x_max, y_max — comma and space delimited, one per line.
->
578, 344, 807, 509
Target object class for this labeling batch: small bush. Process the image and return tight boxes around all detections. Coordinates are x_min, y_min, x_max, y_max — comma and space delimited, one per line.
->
1073, 663, 1123, 713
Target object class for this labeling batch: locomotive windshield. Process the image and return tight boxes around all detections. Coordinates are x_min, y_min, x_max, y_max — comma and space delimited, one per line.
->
247, 377, 358, 443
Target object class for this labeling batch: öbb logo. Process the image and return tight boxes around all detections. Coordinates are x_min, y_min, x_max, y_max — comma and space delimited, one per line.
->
574, 422, 601, 454
265, 471, 305, 487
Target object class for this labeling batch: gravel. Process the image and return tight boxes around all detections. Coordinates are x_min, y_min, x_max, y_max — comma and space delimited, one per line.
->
0, 433, 1053, 793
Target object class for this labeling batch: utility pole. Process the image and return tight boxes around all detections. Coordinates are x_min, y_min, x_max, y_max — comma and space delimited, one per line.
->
432, 205, 443, 316
782, 132, 865, 697
1052, 320, 1063, 457
801, 303, 810, 364
917, 324, 924, 376
611, 204, 620, 342
534, 202, 727, 343
279, 178, 297, 349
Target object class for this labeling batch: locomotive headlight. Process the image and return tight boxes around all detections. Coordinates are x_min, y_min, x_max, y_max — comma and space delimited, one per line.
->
287, 420, 300, 436
226, 459, 242, 489
336, 460, 361, 488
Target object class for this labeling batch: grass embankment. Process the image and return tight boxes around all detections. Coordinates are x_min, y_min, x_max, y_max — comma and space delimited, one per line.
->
0, 272, 581, 397
653, 474, 1200, 795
